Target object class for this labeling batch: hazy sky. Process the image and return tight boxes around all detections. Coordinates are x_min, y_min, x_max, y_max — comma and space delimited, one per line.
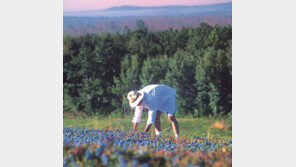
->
64, 0, 232, 11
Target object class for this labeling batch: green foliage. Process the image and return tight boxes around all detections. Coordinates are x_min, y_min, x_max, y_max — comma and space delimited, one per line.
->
140, 55, 169, 86
112, 54, 141, 115
195, 48, 232, 116
166, 51, 198, 117
63, 22, 232, 117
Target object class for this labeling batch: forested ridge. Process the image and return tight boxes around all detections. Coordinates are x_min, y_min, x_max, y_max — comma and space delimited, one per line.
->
63, 21, 232, 117
64, 14, 231, 36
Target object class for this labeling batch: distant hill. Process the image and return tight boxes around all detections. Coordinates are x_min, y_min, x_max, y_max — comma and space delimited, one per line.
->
63, 2, 232, 36
64, 2, 232, 17
103, 3, 231, 11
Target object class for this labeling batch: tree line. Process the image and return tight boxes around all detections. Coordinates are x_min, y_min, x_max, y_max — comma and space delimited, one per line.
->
63, 21, 232, 117
63, 15, 231, 36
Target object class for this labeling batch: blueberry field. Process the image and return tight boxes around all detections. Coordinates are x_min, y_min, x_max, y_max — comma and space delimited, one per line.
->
63, 114, 232, 140
63, 116, 232, 166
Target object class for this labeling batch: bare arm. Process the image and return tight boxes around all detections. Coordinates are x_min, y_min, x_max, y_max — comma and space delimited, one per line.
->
131, 106, 143, 133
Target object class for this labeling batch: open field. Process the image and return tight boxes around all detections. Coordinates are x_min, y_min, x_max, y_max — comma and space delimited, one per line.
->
63, 114, 232, 166
64, 114, 232, 141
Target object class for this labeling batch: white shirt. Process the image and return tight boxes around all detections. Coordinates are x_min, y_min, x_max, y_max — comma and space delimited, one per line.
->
132, 84, 177, 125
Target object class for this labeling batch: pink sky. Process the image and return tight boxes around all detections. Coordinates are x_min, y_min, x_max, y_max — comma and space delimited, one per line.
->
64, 0, 232, 11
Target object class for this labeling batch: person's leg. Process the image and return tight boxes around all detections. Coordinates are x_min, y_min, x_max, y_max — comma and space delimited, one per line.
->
154, 110, 162, 136
168, 114, 179, 137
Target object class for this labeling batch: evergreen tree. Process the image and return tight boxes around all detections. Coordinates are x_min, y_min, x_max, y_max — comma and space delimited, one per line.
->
140, 55, 169, 87
166, 51, 198, 116
63, 22, 232, 117
112, 55, 141, 115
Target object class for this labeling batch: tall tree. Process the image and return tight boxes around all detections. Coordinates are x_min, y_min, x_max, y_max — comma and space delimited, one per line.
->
112, 55, 141, 115
166, 51, 198, 116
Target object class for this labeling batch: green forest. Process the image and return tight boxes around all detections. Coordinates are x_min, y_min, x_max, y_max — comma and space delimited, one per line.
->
63, 21, 232, 118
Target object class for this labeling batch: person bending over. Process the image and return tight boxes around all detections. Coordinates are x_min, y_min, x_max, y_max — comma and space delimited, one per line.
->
127, 84, 180, 138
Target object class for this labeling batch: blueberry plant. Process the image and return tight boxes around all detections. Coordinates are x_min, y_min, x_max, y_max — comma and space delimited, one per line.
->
63, 127, 232, 167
